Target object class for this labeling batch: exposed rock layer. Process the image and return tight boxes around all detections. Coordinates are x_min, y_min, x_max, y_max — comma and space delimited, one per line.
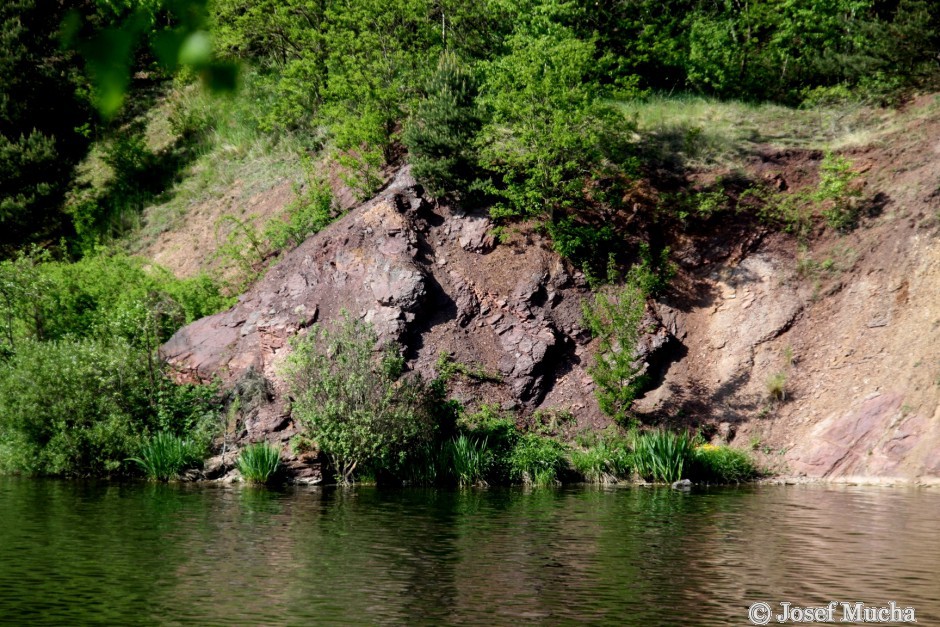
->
162, 168, 676, 481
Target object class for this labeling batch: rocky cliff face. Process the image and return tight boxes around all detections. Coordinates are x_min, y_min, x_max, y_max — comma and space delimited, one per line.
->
162, 168, 675, 481
163, 97, 940, 485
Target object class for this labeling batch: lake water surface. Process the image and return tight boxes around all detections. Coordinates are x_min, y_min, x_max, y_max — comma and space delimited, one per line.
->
1, 478, 939, 625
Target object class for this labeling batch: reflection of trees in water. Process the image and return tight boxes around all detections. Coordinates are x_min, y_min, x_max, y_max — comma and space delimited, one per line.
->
5, 480, 940, 624
251, 485, 743, 623
0, 479, 204, 623
164, 484, 308, 623
351, 485, 709, 623
453, 486, 701, 623
282, 486, 463, 623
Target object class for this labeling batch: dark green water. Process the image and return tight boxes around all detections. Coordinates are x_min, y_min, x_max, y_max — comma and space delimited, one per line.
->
1, 479, 939, 625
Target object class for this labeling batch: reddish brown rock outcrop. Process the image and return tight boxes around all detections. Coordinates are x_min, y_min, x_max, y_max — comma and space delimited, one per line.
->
162, 168, 678, 481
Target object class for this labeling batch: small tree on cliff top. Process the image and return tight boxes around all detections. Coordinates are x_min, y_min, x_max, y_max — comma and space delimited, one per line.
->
283, 313, 436, 484
403, 52, 482, 200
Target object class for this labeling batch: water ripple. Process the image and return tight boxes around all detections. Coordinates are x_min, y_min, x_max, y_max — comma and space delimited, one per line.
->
1, 480, 939, 624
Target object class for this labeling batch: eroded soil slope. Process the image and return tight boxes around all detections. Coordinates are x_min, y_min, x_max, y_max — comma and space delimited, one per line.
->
641, 95, 940, 483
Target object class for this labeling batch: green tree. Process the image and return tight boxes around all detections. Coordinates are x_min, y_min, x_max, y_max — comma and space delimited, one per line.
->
0, 0, 92, 254
582, 278, 648, 425
211, 0, 327, 131
320, 0, 439, 194
0, 338, 157, 476
0, 336, 219, 477
477, 25, 618, 221
403, 52, 481, 199
0, 249, 229, 351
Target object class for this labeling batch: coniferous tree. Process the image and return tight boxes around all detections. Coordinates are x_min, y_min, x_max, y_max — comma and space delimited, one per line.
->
403, 53, 481, 200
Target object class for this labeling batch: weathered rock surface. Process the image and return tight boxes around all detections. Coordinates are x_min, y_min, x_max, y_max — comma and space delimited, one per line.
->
162, 167, 675, 480
631, 107, 940, 484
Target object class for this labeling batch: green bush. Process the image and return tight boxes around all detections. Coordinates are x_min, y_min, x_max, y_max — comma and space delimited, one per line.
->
129, 432, 204, 482
508, 433, 568, 487
154, 380, 222, 445
742, 184, 815, 240
632, 430, 697, 483
283, 313, 438, 484
263, 175, 336, 251
477, 25, 635, 223
582, 279, 648, 425
691, 444, 758, 483
814, 152, 863, 231
746, 152, 865, 237
626, 243, 676, 298
0, 338, 165, 476
546, 219, 619, 283
682, 0, 933, 103
237, 442, 282, 485
0, 248, 226, 477
0, 249, 231, 353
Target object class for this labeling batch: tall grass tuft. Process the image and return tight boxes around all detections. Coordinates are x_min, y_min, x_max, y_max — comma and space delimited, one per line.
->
447, 435, 490, 487
766, 372, 788, 401
129, 432, 203, 481
237, 442, 282, 485
509, 433, 568, 487
692, 445, 758, 483
395, 441, 447, 487
631, 430, 697, 483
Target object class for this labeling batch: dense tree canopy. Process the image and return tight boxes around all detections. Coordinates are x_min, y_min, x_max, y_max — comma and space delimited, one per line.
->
0, 0, 91, 253
0, 0, 936, 257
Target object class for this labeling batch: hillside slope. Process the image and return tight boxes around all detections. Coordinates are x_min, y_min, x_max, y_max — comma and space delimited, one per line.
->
641, 95, 940, 483
161, 95, 940, 483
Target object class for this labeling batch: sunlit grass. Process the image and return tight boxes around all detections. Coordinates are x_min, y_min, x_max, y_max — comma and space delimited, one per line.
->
124, 74, 314, 250
692, 444, 758, 483
237, 442, 282, 485
615, 94, 892, 168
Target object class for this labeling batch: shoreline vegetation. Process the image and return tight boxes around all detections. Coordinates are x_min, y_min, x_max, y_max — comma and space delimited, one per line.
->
2, 0, 939, 486
79, 312, 765, 488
